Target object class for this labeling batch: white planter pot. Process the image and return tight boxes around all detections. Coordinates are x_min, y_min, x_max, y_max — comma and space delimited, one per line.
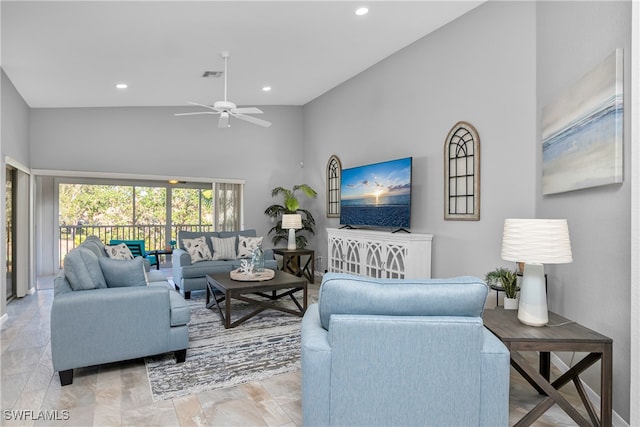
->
504, 297, 519, 310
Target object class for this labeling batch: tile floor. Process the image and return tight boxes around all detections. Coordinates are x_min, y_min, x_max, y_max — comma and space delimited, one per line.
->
1, 274, 593, 426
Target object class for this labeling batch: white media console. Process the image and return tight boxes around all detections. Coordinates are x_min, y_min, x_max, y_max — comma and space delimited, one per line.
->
327, 228, 433, 279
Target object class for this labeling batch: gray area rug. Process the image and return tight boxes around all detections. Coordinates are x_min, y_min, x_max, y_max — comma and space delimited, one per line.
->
145, 291, 310, 401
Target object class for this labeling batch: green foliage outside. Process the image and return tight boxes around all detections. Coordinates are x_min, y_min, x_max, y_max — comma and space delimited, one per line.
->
59, 184, 214, 247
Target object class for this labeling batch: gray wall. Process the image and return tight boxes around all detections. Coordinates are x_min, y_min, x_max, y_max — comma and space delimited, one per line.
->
302, 1, 537, 278
29, 106, 305, 275
536, 1, 632, 421
1, 70, 31, 318
2, 70, 30, 165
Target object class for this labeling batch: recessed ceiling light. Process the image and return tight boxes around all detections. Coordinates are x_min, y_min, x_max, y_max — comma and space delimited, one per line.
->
262, 86, 272, 92
355, 7, 368, 16
115, 83, 128, 89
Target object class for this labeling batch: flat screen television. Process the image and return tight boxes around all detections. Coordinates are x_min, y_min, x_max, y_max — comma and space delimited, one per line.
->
340, 157, 412, 230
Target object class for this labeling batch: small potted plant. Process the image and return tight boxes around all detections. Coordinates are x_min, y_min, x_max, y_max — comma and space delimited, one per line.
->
485, 267, 519, 310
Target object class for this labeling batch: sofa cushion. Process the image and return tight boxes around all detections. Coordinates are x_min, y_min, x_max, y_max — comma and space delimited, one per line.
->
98, 256, 147, 288
64, 247, 108, 291
318, 273, 489, 330
181, 260, 234, 278
105, 242, 134, 260
211, 236, 237, 260
182, 236, 213, 263
147, 270, 168, 283
237, 236, 263, 258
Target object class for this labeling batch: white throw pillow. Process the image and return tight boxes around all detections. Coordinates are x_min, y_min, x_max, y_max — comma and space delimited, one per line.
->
182, 236, 213, 264
211, 236, 237, 260
104, 242, 134, 260
237, 236, 263, 258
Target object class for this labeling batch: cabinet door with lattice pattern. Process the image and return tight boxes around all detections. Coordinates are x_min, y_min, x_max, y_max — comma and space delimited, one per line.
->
343, 238, 362, 275
384, 244, 407, 279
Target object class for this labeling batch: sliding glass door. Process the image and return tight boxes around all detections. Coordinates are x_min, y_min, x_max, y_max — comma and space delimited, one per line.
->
56, 179, 243, 267
5, 167, 16, 302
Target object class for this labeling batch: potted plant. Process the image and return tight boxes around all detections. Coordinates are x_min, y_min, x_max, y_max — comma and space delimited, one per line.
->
485, 267, 519, 310
264, 184, 317, 248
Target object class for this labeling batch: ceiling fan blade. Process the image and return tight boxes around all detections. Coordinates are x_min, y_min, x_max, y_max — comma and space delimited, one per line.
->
231, 107, 263, 115
232, 113, 272, 128
174, 111, 219, 116
187, 101, 218, 111
218, 112, 230, 128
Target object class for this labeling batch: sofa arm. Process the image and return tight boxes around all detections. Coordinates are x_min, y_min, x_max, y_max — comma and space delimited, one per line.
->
301, 304, 332, 427
480, 328, 510, 426
263, 248, 275, 261
172, 248, 191, 285
51, 286, 173, 372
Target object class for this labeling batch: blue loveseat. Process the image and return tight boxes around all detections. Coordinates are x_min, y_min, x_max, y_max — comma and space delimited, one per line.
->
172, 230, 277, 298
51, 236, 190, 386
301, 273, 510, 427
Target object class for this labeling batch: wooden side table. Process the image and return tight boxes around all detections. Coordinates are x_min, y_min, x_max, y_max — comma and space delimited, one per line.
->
148, 249, 173, 270
273, 248, 315, 284
483, 309, 612, 427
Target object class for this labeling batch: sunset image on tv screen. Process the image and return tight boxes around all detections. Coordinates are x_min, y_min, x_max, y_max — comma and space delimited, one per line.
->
340, 157, 412, 228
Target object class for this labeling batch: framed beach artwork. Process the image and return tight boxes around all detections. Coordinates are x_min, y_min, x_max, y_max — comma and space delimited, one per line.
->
542, 48, 623, 195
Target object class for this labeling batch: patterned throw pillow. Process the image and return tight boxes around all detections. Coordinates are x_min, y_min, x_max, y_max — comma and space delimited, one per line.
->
182, 236, 213, 264
237, 236, 263, 258
104, 243, 134, 260
211, 236, 237, 260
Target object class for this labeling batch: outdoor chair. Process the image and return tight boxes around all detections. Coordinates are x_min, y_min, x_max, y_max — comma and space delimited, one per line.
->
109, 239, 158, 268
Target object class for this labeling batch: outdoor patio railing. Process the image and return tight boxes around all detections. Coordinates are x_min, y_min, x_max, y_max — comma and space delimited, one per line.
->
58, 224, 214, 267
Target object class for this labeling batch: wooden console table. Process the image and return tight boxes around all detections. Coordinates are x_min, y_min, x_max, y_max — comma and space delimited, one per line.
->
273, 248, 315, 284
483, 309, 612, 427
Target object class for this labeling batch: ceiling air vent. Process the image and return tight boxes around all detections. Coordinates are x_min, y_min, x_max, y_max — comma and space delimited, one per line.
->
202, 71, 223, 78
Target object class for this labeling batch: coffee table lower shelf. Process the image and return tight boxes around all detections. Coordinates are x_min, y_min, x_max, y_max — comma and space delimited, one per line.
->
206, 270, 308, 329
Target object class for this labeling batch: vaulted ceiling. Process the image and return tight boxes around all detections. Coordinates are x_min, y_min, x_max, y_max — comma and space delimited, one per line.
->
1, 1, 483, 108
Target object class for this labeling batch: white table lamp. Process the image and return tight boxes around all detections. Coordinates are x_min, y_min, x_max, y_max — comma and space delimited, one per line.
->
501, 219, 573, 326
282, 214, 302, 250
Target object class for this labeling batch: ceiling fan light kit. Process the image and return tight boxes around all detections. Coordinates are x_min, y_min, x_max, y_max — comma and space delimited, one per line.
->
175, 50, 272, 128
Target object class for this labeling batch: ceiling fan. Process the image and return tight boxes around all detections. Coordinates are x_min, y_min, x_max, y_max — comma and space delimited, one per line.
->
174, 51, 272, 128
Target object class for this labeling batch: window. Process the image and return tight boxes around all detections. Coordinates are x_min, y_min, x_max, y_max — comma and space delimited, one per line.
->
57, 179, 242, 266
444, 122, 480, 220
326, 155, 342, 218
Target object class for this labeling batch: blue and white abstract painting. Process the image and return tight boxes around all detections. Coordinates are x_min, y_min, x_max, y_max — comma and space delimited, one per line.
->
542, 49, 623, 195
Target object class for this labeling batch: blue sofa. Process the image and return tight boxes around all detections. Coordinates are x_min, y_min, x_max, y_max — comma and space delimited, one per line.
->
51, 236, 190, 386
301, 273, 510, 427
172, 230, 277, 298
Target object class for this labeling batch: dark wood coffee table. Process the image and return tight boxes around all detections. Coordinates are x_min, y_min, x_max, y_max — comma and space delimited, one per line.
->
206, 270, 308, 328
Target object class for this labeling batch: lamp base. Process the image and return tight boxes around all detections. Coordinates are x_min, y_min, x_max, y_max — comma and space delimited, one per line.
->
517, 263, 548, 327
287, 228, 296, 250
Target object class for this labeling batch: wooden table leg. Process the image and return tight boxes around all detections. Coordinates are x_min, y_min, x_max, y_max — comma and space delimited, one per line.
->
601, 342, 613, 427
510, 352, 591, 427
224, 290, 231, 329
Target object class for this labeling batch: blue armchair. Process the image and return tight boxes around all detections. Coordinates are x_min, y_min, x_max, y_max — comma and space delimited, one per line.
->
301, 273, 510, 427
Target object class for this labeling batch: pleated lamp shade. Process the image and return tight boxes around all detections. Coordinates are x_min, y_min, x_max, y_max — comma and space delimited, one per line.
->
282, 214, 302, 250
501, 219, 573, 264
282, 214, 302, 230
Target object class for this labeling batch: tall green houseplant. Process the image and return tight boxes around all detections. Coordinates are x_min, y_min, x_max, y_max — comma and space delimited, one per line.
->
265, 184, 317, 248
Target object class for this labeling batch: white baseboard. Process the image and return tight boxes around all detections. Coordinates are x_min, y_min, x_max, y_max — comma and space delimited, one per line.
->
550, 352, 628, 427
0, 313, 7, 325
